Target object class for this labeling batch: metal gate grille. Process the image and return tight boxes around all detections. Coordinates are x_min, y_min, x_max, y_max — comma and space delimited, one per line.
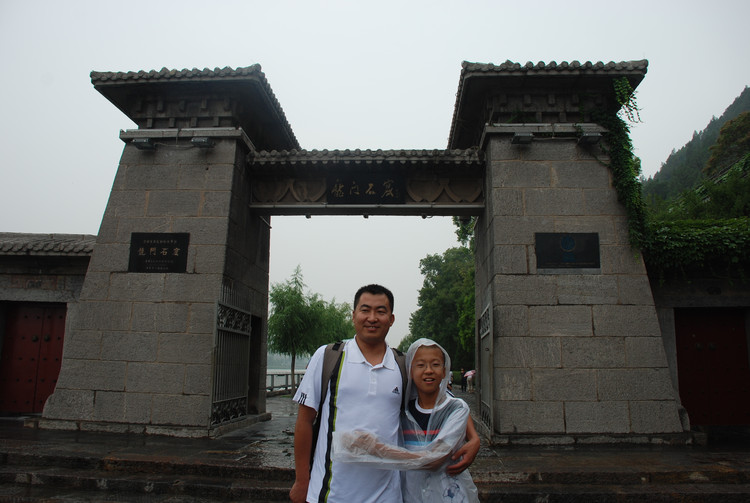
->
211, 288, 252, 426
478, 304, 493, 434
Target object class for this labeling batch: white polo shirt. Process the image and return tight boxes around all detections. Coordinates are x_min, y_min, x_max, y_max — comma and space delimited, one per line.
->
293, 337, 403, 503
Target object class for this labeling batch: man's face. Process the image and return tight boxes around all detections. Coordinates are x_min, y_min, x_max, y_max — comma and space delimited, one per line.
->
410, 346, 446, 396
352, 292, 394, 346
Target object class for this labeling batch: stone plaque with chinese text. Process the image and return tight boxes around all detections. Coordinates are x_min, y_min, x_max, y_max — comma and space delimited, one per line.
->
128, 233, 189, 273
326, 173, 405, 204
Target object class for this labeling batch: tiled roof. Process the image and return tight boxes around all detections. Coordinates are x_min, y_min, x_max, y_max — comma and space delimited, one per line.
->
460, 59, 648, 75
449, 59, 649, 149
90, 65, 264, 84
91, 65, 299, 150
250, 148, 483, 165
0, 233, 96, 256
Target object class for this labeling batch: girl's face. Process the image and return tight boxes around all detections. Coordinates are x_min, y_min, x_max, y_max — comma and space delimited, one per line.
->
410, 345, 445, 396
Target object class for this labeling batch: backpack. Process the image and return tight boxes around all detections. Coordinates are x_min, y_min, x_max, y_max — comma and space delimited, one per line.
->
309, 340, 408, 468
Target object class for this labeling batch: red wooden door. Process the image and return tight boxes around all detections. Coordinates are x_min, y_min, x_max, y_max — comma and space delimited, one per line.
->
0, 304, 66, 413
675, 308, 750, 426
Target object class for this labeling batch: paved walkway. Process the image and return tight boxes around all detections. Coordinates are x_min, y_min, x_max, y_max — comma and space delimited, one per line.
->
1, 391, 750, 501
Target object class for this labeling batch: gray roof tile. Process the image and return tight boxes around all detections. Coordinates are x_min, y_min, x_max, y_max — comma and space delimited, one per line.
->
0, 233, 96, 256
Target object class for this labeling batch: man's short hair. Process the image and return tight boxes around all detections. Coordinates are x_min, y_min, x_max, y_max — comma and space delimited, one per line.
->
353, 284, 394, 313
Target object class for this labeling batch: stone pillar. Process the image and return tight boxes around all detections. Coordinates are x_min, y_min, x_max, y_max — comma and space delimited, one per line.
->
40, 66, 298, 436
474, 126, 685, 443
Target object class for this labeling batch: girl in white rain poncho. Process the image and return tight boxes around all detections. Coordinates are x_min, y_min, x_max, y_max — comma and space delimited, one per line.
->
333, 338, 479, 503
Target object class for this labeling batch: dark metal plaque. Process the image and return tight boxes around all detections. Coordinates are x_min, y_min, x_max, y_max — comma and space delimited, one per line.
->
326, 173, 405, 204
129, 233, 189, 273
535, 233, 600, 269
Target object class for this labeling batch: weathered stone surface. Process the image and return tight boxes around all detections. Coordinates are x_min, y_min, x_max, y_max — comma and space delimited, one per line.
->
495, 369, 531, 400
58, 359, 127, 391
491, 161, 551, 188
492, 244, 528, 274
495, 305, 529, 338
42, 389, 95, 420
529, 305, 593, 337
151, 393, 210, 427
494, 275, 558, 305
108, 273, 165, 302
131, 302, 190, 333
68, 301, 132, 337
496, 337, 561, 369
490, 188, 524, 216
146, 191, 203, 217
593, 305, 661, 337
532, 369, 597, 401
101, 332, 157, 362
598, 368, 678, 401
551, 161, 610, 188
599, 245, 646, 274
496, 401, 565, 433
184, 364, 212, 395
583, 188, 623, 215
126, 362, 185, 394
562, 337, 626, 368
520, 141, 577, 162
551, 216, 617, 244
492, 216, 554, 245
61, 330, 102, 360
525, 188, 585, 216
630, 400, 684, 433
157, 333, 213, 365
625, 337, 670, 368
557, 275, 619, 304
565, 401, 630, 433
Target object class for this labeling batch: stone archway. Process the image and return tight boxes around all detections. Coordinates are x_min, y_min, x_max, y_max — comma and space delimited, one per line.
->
41, 62, 687, 442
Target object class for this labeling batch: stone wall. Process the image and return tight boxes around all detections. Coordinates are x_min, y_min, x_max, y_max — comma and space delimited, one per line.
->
475, 130, 686, 444
40, 130, 258, 436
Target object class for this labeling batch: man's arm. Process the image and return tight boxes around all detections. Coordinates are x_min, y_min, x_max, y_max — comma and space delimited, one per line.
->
446, 415, 480, 476
290, 404, 318, 503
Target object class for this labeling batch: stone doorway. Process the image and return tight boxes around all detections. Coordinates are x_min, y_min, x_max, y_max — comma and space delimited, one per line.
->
39, 61, 687, 442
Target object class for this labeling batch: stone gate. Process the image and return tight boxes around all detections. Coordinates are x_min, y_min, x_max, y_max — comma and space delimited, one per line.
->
40, 61, 687, 442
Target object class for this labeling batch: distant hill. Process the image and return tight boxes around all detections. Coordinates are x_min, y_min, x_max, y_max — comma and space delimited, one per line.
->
642, 86, 750, 204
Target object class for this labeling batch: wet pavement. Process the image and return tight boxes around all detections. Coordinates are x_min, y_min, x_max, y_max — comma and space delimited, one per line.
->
1, 390, 750, 501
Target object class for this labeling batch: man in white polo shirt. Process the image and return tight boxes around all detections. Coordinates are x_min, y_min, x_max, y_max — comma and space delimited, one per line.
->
290, 284, 478, 503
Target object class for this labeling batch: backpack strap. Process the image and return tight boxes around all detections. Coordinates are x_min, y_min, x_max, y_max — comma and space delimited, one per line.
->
391, 347, 408, 411
318, 341, 344, 413
310, 341, 344, 470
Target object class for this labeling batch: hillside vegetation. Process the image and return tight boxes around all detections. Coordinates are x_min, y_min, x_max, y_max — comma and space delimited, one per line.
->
639, 86, 750, 282
642, 86, 750, 207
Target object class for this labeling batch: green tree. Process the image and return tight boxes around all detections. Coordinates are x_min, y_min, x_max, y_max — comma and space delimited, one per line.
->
704, 111, 750, 177
401, 247, 475, 369
268, 266, 353, 390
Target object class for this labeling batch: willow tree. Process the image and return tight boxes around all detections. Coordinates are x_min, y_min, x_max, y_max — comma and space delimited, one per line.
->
268, 266, 352, 391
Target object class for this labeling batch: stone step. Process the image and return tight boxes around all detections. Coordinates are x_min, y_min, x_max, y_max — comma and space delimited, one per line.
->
479, 483, 750, 502
3, 459, 750, 503
0, 464, 292, 501
1, 450, 295, 483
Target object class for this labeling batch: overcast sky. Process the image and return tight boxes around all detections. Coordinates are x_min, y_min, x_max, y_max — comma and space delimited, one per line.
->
1, 0, 748, 346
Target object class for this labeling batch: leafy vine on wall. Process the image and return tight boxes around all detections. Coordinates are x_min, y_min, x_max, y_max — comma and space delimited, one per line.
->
604, 77, 750, 282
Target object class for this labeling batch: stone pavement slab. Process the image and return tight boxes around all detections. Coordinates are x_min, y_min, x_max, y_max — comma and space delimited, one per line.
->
1, 391, 750, 501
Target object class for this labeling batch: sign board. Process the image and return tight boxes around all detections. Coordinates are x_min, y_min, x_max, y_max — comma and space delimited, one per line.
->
535, 233, 600, 269
128, 233, 189, 273
326, 173, 405, 204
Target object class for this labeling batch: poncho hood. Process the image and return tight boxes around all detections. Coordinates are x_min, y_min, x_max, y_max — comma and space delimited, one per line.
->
405, 338, 452, 408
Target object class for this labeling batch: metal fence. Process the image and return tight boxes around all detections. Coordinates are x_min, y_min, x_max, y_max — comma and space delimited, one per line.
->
266, 370, 305, 396
211, 294, 252, 427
